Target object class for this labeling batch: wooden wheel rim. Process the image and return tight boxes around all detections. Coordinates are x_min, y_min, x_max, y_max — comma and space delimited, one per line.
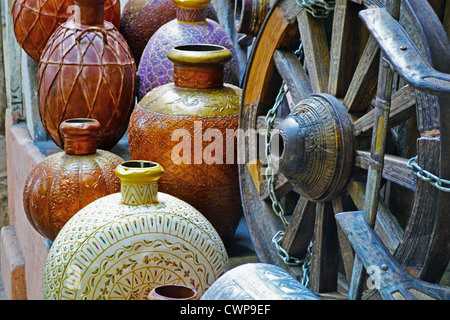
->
238, 0, 450, 296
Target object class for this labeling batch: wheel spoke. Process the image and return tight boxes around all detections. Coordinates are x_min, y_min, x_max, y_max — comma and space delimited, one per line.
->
297, 10, 330, 93
309, 201, 339, 293
343, 36, 380, 113
346, 179, 403, 253
281, 197, 316, 258
355, 150, 416, 191
353, 84, 416, 136
332, 197, 355, 286
328, 0, 362, 97
273, 49, 313, 103
259, 172, 293, 201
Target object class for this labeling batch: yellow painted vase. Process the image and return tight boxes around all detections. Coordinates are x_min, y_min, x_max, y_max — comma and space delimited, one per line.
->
42, 160, 229, 300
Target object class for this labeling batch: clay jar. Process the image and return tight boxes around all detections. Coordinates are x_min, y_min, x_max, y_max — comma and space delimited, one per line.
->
120, 0, 218, 64
129, 44, 243, 247
136, 0, 240, 101
23, 118, 124, 241
147, 284, 200, 300
43, 160, 228, 300
38, 0, 136, 150
12, 0, 120, 61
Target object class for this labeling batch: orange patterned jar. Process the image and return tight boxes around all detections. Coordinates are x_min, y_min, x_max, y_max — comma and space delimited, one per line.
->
23, 118, 124, 241
38, 0, 136, 150
129, 44, 242, 246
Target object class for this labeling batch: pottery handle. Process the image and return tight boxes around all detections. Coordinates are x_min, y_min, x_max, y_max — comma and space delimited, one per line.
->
76, 27, 108, 45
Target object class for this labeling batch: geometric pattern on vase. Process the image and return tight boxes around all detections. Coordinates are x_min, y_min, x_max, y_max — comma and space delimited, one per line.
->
120, 0, 218, 64
38, 22, 136, 150
12, 0, 120, 61
43, 192, 229, 299
137, 15, 240, 100
128, 83, 243, 246
23, 150, 123, 240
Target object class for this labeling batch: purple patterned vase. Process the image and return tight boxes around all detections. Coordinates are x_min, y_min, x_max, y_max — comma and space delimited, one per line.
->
136, 0, 240, 100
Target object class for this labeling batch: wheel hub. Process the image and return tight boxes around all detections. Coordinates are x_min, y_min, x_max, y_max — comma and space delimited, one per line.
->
271, 93, 354, 201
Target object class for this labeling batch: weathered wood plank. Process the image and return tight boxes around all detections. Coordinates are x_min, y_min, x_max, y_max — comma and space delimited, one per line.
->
328, 0, 362, 98
355, 150, 416, 191
281, 196, 315, 258
309, 201, 339, 293
273, 49, 312, 104
297, 10, 330, 94
242, 6, 291, 107
259, 171, 293, 201
331, 197, 355, 286
353, 84, 416, 136
343, 36, 380, 113
346, 179, 403, 254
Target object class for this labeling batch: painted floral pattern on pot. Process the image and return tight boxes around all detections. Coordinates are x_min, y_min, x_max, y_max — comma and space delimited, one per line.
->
136, 0, 240, 100
42, 161, 228, 300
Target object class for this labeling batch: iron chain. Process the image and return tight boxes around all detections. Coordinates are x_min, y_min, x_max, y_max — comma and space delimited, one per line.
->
264, 35, 311, 282
295, 0, 335, 18
272, 231, 312, 286
407, 156, 450, 192
265, 83, 290, 228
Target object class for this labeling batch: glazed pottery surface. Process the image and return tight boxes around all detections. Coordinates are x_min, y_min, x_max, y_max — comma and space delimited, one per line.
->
43, 160, 228, 300
129, 45, 243, 247
23, 119, 123, 241
12, 0, 120, 61
120, 0, 218, 64
38, 0, 136, 150
201, 263, 320, 300
136, 0, 239, 100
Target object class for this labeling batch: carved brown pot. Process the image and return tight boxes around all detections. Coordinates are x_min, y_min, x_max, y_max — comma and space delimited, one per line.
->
12, 0, 120, 61
129, 44, 243, 246
120, 0, 218, 64
23, 118, 124, 241
38, 0, 136, 150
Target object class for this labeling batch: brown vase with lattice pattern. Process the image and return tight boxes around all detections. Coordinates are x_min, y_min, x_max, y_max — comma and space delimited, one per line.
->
23, 118, 124, 241
38, 0, 136, 150
128, 44, 243, 246
12, 0, 120, 61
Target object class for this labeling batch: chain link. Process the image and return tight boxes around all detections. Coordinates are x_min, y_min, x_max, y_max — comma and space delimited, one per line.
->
407, 156, 450, 192
272, 231, 312, 286
265, 83, 290, 228
295, 0, 335, 18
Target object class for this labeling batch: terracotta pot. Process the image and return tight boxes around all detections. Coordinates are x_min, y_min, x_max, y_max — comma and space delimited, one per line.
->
38, 0, 136, 150
147, 284, 200, 300
23, 118, 124, 241
43, 160, 228, 300
129, 44, 243, 247
136, 0, 240, 101
12, 0, 120, 61
120, 0, 218, 64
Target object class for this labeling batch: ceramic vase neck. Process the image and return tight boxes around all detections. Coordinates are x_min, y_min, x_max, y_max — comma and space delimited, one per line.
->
114, 161, 164, 206
74, 0, 105, 26
176, 7, 206, 23
60, 118, 100, 155
167, 44, 231, 89
174, 0, 209, 23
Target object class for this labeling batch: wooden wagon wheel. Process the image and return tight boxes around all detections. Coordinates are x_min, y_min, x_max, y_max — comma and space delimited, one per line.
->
238, 0, 450, 298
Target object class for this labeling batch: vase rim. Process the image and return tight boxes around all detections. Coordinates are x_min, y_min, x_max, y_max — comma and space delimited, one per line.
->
115, 160, 164, 184
167, 44, 231, 66
173, 0, 210, 10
